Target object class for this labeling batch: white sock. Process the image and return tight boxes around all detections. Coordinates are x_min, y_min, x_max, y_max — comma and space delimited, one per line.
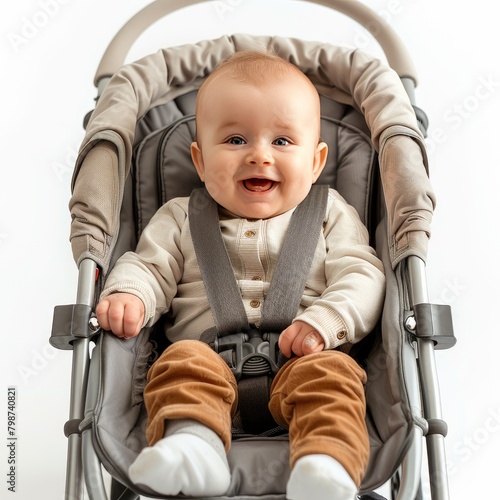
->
128, 432, 230, 496
286, 454, 357, 500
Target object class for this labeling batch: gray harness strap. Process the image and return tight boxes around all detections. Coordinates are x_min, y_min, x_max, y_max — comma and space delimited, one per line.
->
188, 187, 249, 335
188, 185, 329, 434
189, 185, 329, 336
260, 185, 329, 333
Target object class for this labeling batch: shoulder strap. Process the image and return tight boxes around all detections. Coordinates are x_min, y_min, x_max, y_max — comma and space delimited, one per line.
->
188, 187, 249, 335
189, 185, 329, 336
260, 184, 329, 332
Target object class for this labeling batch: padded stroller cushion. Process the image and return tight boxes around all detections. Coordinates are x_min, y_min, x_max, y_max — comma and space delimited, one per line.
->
79, 34, 430, 497
133, 91, 201, 235
94, 72, 401, 498
317, 97, 375, 226
90, 93, 412, 495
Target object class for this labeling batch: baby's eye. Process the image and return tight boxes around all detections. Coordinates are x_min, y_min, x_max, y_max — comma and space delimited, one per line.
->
273, 137, 290, 146
227, 136, 246, 145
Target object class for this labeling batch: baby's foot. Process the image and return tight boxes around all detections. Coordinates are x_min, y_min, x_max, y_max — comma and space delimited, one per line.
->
286, 454, 357, 500
128, 433, 230, 496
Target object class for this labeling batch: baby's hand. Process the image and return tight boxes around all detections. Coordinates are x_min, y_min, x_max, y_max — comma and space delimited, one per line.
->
96, 293, 145, 339
278, 320, 325, 357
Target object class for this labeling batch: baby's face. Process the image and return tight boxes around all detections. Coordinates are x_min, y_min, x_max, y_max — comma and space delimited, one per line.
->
191, 74, 327, 219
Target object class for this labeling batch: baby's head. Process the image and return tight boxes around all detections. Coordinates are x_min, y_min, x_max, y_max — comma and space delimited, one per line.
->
191, 50, 328, 219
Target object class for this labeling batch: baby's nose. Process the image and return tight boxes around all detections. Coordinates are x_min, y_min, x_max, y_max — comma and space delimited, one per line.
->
246, 145, 274, 166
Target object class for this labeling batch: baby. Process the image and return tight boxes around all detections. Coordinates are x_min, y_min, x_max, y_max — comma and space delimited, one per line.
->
97, 50, 385, 499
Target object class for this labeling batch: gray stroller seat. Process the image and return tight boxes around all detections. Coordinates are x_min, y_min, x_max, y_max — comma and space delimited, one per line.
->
50, 2, 455, 500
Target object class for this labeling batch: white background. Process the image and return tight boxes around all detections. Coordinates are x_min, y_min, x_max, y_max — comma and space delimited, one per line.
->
1, 1, 498, 499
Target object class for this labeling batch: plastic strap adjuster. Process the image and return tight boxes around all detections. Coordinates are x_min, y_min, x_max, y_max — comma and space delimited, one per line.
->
406, 303, 456, 350
50, 304, 95, 350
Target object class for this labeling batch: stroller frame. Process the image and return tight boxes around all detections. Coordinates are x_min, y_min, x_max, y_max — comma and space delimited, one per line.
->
50, 1, 455, 499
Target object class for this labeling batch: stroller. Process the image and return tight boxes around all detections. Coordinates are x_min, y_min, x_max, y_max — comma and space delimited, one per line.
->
51, 1, 455, 499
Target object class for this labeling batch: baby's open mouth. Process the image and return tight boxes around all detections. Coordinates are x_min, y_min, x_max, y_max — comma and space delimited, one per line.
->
242, 178, 276, 192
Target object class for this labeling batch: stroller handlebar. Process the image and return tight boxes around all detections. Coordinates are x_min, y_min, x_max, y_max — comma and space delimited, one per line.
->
94, 0, 418, 88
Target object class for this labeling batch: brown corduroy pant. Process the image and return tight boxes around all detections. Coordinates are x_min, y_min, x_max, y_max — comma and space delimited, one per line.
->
143, 339, 369, 487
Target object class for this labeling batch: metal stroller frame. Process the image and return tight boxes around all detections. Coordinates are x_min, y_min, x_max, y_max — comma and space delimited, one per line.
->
50, 1, 455, 499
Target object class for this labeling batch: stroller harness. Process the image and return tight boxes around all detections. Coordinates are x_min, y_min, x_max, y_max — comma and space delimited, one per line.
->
188, 185, 329, 434
45, 0, 460, 488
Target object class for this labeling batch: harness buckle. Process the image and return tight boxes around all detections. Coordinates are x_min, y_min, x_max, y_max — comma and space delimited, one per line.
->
214, 326, 280, 381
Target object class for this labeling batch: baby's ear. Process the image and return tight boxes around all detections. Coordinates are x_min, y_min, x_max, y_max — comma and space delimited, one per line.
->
312, 141, 328, 182
190, 142, 205, 180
